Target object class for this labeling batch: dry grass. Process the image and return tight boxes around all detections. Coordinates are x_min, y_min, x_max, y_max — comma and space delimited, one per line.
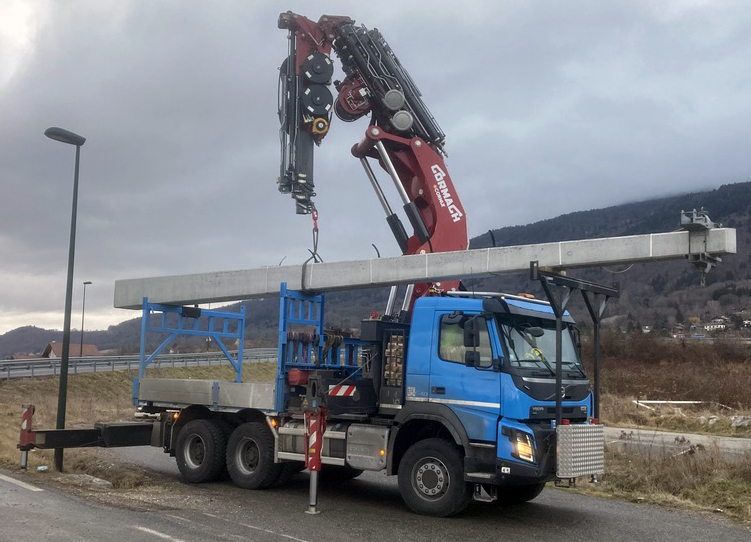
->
600, 395, 751, 438
0, 363, 276, 473
575, 444, 751, 524
585, 331, 751, 409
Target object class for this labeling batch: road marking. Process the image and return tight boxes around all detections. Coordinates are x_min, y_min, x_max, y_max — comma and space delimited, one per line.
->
164, 514, 197, 524
203, 513, 312, 542
0, 473, 44, 492
134, 526, 186, 541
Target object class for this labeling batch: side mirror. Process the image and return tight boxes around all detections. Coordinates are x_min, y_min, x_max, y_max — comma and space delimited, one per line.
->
464, 350, 481, 367
463, 316, 481, 347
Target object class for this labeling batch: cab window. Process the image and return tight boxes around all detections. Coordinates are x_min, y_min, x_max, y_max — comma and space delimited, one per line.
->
438, 315, 493, 368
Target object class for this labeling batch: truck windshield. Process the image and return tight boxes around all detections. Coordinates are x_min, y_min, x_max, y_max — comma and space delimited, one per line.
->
498, 318, 585, 377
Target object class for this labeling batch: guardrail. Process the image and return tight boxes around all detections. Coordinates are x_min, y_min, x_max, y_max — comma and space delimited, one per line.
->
0, 348, 278, 380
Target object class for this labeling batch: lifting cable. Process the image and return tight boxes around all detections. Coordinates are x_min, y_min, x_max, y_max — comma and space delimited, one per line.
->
301, 205, 323, 292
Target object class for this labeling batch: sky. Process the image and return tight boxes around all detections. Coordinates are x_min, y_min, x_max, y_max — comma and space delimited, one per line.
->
2, 0, 751, 336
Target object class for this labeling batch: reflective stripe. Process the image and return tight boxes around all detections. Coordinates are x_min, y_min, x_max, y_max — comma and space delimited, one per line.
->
407, 397, 500, 409
521, 377, 585, 384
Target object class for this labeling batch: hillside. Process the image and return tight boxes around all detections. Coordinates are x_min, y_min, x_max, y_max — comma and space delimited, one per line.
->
3, 181, 750, 358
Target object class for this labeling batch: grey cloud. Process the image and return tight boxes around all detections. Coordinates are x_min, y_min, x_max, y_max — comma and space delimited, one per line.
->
2, 0, 751, 333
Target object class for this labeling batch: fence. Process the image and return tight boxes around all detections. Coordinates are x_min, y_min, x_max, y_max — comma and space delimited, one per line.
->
0, 348, 278, 381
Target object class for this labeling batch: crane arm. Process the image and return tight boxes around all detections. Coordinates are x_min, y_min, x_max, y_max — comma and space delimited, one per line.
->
277, 12, 468, 307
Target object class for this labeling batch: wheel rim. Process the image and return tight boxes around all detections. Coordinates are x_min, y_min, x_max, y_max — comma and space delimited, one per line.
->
412, 455, 449, 501
184, 434, 206, 469
234, 437, 261, 475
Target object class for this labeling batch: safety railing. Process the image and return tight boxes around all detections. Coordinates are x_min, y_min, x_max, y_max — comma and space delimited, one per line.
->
0, 348, 277, 381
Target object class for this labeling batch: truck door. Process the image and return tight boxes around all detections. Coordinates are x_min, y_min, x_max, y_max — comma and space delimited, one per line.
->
428, 311, 502, 442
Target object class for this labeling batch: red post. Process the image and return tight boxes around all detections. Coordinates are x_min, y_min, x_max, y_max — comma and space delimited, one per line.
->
304, 407, 327, 471
304, 406, 327, 514
18, 404, 36, 469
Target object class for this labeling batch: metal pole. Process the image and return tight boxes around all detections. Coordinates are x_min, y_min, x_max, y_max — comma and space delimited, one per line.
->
593, 321, 601, 420
307, 471, 320, 514
80, 281, 91, 358
555, 312, 563, 429
54, 144, 81, 472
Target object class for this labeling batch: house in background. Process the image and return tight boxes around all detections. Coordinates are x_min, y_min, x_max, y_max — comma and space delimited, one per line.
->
43, 341, 100, 358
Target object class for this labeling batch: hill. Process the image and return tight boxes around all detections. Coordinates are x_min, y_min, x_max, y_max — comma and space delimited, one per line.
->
2, 181, 749, 358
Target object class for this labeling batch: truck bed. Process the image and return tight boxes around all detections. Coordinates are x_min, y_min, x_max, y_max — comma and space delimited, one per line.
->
137, 378, 275, 412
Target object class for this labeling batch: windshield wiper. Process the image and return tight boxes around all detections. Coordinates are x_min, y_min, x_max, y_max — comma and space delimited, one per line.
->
564, 362, 587, 379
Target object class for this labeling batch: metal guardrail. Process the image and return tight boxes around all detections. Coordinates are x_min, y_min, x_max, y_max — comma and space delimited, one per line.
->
0, 348, 278, 380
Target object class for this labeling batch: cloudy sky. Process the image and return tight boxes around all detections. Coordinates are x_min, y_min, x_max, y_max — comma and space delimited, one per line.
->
2, 0, 751, 335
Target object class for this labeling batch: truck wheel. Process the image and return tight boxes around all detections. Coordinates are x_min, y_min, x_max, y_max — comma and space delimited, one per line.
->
226, 422, 281, 489
175, 419, 227, 483
398, 438, 472, 517
497, 482, 546, 505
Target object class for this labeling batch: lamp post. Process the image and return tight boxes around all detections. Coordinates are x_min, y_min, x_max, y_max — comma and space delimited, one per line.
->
45, 126, 86, 472
79, 281, 92, 357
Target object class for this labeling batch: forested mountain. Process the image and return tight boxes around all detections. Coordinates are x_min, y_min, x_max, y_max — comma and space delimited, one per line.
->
3, 181, 750, 358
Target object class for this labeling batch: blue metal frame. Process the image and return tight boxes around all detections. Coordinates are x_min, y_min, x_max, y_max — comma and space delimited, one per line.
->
134, 297, 246, 405
274, 283, 364, 411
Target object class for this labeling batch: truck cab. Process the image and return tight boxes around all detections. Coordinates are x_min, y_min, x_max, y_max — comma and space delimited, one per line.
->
396, 293, 593, 490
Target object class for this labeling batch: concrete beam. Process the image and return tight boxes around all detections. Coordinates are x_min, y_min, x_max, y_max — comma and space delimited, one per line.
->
114, 228, 736, 309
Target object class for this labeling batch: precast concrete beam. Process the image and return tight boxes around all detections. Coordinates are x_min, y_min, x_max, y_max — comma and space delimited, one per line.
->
114, 228, 736, 309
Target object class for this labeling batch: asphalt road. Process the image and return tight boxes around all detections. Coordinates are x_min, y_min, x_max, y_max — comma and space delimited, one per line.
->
2, 445, 748, 542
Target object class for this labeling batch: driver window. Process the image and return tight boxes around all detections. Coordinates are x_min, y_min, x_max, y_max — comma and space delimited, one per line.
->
438, 315, 493, 368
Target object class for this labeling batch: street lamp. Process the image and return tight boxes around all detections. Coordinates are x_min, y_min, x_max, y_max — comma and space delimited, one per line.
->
45, 126, 86, 472
80, 281, 92, 357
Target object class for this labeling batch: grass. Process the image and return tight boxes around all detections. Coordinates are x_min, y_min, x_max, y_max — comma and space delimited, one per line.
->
587, 330, 751, 409
600, 394, 751, 438
573, 444, 751, 524
0, 363, 275, 475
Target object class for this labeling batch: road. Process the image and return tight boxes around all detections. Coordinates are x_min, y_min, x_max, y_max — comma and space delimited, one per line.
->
2, 445, 748, 542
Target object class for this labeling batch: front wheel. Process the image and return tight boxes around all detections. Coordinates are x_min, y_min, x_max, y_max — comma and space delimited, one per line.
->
397, 438, 472, 517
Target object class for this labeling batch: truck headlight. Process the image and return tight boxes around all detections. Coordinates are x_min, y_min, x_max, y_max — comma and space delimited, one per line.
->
514, 432, 535, 463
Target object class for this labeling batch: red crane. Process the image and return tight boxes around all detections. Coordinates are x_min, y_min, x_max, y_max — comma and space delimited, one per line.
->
277, 12, 468, 313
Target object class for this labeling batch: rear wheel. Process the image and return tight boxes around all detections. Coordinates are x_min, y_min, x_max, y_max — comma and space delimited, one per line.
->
397, 438, 472, 517
497, 482, 546, 505
175, 419, 227, 483
226, 422, 281, 489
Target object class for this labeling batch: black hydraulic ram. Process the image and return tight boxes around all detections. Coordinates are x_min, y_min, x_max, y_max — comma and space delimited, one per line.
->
332, 23, 445, 149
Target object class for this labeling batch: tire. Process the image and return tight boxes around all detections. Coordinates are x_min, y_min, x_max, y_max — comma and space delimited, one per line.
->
496, 482, 546, 505
175, 419, 227, 483
319, 465, 364, 483
397, 438, 472, 517
216, 419, 237, 481
226, 422, 281, 489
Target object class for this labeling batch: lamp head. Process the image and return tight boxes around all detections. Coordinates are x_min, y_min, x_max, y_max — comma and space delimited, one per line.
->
45, 127, 86, 146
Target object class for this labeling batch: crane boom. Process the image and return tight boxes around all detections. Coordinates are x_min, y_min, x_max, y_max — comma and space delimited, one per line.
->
277, 12, 468, 310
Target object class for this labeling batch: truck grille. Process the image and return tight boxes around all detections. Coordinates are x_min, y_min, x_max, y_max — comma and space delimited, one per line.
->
556, 424, 604, 478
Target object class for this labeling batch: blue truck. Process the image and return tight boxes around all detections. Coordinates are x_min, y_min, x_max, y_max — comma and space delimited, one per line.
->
124, 282, 603, 517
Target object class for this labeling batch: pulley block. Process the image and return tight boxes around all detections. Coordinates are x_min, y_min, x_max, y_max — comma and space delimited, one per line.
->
302, 85, 334, 116
302, 53, 334, 84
